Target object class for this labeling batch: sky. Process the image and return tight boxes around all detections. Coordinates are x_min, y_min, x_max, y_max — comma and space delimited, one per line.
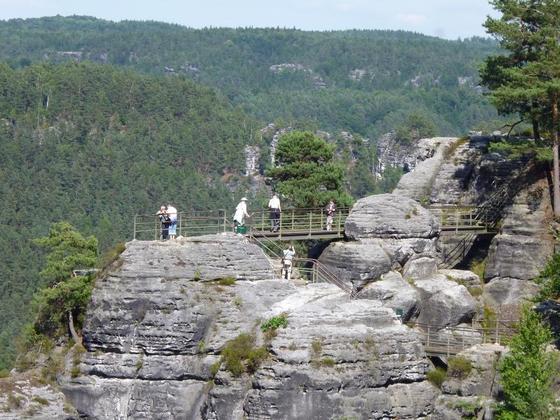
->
0, 0, 498, 40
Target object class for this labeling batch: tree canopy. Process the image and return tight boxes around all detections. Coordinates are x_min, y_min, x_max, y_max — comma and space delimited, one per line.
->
267, 131, 353, 208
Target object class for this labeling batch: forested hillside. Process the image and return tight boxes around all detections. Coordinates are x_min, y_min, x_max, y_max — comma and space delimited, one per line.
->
0, 17, 504, 370
0, 16, 501, 137
0, 62, 257, 369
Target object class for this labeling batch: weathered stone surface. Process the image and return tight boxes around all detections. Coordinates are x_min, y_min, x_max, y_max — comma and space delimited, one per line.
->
0, 374, 75, 419
485, 234, 551, 282
121, 234, 273, 281
483, 277, 540, 307
441, 344, 505, 397
403, 256, 438, 280
318, 240, 391, 290
206, 284, 437, 420
380, 238, 438, 268
345, 193, 440, 240
433, 344, 506, 420
393, 137, 459, 201
535, 300, 560, 346
415, 275, 477, 327
439, 269, 482, 288
63, 238, 440, 419
355, 271, 420, 321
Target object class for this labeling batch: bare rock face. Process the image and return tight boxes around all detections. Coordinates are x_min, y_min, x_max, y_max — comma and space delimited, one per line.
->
205, 285, 438, 419
61, 236, 441, 419
484, 184, 553, 307
345, 193, 440, 240
320, 193, 440, 292
414, 276, 477, 327
355, 271, 420, 322
432, 343, 506, 420
317, 240, 392, 290
393, 137, 459, 201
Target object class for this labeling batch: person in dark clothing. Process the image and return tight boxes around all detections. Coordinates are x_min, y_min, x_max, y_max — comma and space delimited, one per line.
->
156, 205, 171, 240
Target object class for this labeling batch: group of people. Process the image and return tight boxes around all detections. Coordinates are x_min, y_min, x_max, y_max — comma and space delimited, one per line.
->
156, 204, 178, 240
232, 194, 337, 233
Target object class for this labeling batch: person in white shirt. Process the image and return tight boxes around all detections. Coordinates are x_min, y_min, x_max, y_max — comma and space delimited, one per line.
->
325, 200, 336, 231
167, 204, 178, 239
268, 193, 281, 232
233, 197, 250, 232
281, 246, 296, 280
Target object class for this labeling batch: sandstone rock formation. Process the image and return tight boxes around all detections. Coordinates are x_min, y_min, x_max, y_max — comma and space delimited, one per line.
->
60, 235, 442, 419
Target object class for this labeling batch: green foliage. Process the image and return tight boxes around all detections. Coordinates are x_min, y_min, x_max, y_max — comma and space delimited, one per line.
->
395, 111, 437, 144
260, 314, 289, 332
497, 305, 559, 419
489, 139, 552, 163
220, 333, 268, 377
427, 367, 447, 388
31, 223, 97, 337
267, 131, 353, 207
536, 252, 560, 302
447, 356, 472, 379
217, 277, 236, 286
34, 222, 98, 285
469, 258, 487, 281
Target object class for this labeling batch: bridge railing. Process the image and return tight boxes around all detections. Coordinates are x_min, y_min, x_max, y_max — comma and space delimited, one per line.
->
133, 207, 350, 240
248, 207, 349, 238
429, 205, 488, 232
133, 210, 229, 240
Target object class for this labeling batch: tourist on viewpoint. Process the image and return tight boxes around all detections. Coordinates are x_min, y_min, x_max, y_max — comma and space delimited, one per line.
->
325, 200, 336, 231
281, 245, 296, 280
233, 197, 250, 232
167, 204, 178, 239
268, 192, 281, 232
156, 205, 171, 240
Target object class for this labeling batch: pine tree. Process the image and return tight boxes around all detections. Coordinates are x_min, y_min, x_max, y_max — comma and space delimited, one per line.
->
481, 0, 560, 215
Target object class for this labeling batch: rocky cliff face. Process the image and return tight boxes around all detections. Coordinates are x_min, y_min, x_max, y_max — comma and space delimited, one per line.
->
59, 234, 443, 419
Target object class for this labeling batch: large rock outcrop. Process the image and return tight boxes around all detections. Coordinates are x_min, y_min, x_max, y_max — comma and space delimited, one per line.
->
319, 193, 440, 292
61, 235, 442, 419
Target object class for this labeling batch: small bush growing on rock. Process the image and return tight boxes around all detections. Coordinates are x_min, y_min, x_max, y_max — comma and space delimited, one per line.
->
0, 369, 9, 378
319, 357, 336, 367
193, 269, 202, 282
311, 338, 323, 357
467, 286, 483, 297
427, 367, 447, 388
469, 259, 486, 281
217, 277, 236, 286
221, 333, 268, 377
7, 393, 24, 409
448, 356, 472, 379
32, 396, 49, 406
260, 314, 288, 332
209, 361, 221, 377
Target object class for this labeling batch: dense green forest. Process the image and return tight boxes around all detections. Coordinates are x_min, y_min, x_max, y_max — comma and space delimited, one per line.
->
0, 17, 505, 369
0, 16, 501, 137
0, 62, 257, 369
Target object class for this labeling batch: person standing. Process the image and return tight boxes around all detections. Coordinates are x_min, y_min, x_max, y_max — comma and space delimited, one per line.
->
268, 192, 281, 232
233, 197, 250, 232
325, 200, 336, 231
281, 246, 296, 280
156, 205, 171, 240
167, 204, 178, 239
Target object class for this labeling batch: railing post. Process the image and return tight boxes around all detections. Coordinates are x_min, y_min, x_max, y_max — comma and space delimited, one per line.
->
447, 334, 451, 357
455, 209, 459, 233
261, 210, 265, 232
309, 212, 312, 236
279, 212, 282, 239
223, 210, 227, 233
179, 213, 182, 237
133, 215, 137, 240
426, 326, 430, 348
337, 210, 342, 235
154, 216, 158, 241
291, 210, 295, 231
495, 320, 500, 344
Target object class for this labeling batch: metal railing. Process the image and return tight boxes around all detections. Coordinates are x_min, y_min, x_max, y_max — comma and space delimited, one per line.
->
429, 205, 489, 234
410, 320, 517, 357
133, 208, 349, 241
248, 207, 349, 240
133, 210, 229, 240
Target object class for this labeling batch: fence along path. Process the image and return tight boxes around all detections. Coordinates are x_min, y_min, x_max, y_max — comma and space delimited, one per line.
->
411, 320, 516, 357
133, 205, 499, 242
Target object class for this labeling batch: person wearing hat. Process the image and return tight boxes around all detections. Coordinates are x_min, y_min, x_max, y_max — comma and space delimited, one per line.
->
233, 197, 250, 232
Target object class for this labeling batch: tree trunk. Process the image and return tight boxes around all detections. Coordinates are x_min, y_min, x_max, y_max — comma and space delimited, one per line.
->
532, 118, 541, 142
552, 97, 560, 217
68, 311, 81, 345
